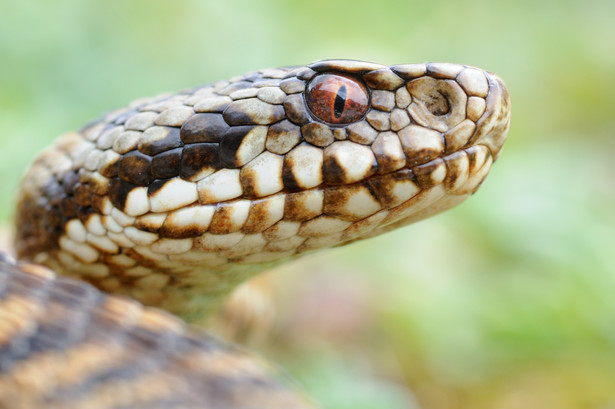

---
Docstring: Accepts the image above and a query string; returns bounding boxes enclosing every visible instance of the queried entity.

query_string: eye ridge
[333,85,347,119]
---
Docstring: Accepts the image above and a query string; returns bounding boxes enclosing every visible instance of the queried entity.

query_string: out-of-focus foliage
[1,1,614,408]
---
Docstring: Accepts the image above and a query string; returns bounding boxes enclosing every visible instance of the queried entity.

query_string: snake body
[3,60,510,408]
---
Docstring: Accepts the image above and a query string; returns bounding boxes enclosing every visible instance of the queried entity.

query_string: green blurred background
[1,1,614,408]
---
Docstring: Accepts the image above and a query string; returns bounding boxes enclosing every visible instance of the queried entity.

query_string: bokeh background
[1,1,614,408]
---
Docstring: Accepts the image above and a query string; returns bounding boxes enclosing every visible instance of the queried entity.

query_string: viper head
[15,59,510,319]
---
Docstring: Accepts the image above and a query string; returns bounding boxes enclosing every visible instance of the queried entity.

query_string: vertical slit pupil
[333,85,347,119]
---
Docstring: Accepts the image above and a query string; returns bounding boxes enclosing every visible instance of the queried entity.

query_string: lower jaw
[335,143,494,243]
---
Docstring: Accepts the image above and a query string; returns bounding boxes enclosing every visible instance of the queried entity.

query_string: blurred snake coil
[1,60,510,409]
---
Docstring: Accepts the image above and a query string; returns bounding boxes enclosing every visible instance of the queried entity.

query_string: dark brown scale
[159,219,206,239]
[46,208,63,229]
[151,148,182,180]
[219,126,255,168]
[240,155,282,198]
[414,159,444,188]
[138,127,183,156]
[209,204,240,234]
[366,169,418,206]
[90,195,108,215]
[284,191,321,222]
[372,140,407,175]
[99,157,120,178]
[241,198,275,233]
[465,145,481,170]
[14,213,61,263]
[281,158,303,192]
[135,218,162,234]
[322,148,376,186]
[322,183,378,220]
[76,206,95,223]
[306,74,369,125]
[223,101,285,126]
[180,113,229,144]
[147,179,169,196]
[119,151,153,186]
[180,143,220,180]
[73,184,93,207]
[59,197,77,219]
[443,151,467,189]
[109,178,138,210]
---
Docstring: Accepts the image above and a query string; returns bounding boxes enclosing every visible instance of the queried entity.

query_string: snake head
[15,59,510,318]
[271,59,511,239]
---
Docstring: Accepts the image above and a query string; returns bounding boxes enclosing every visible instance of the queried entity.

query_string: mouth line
[363,143,492,192]
[243,143,493,205]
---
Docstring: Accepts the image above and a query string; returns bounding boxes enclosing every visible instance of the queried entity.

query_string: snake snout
[471,72,511,161]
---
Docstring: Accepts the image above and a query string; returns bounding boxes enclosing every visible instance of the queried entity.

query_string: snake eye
[306,74,369,125]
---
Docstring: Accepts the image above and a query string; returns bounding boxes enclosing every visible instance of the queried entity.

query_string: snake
[1,59,510,408]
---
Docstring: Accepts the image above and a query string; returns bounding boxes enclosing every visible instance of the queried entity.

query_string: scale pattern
[7,59,510,407]
[15,60,510,321]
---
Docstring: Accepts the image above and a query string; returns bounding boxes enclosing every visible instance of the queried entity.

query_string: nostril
[406,77,468,133]
[423,90,450,116]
